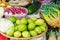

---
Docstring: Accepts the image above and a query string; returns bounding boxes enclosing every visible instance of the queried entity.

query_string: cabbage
[0,18,14,33]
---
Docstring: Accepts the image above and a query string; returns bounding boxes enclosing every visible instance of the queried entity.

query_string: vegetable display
[41,3,60,28]
[4,6,28,19]
[1,0,60,40]
[1,16,47,38]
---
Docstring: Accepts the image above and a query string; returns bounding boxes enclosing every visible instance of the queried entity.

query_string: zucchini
[28,2,40,14]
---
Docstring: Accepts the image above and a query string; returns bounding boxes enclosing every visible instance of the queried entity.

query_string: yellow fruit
[57,36,60,40]
[48,36,56,40]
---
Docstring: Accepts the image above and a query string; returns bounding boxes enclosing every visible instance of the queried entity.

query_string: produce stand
[0,0,60,40]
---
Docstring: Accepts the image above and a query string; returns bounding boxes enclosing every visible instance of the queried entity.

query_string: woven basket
[1,27,47,40]
[9,0,32,6]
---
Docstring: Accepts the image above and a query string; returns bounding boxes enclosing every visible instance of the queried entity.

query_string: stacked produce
[0,0,48,40]
[0,16,47,38]
[4,6,28,19]
[41,3,60,28]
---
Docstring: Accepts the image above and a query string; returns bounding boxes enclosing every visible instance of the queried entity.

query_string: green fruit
[14,31,21,38]
[42,23,47,27]
[18,25,27,31]
[28,23,35,30]
[30,16,37,21]
[16,19,20,25]
[34,27,42,34]
[35,19,44,25]
[6,26,14,36]
[49,30,56,36]
[28,19,34,23]
[14,26,18,31]
[14,23,17,26]
[40,25,46,32]
[22,31,30,38]
[9,16,17,23]
[30,30,37,37]
[20,18,27,24]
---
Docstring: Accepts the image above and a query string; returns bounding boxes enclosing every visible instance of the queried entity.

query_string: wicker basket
[9,0,32,6]
[0,27,47,40]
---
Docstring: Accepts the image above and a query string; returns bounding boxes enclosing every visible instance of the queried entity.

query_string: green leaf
[49,30,56,36]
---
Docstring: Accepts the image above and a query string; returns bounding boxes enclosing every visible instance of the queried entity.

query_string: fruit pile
[3,16,47,38]
[4,6,28,19]
[0,0,48,39]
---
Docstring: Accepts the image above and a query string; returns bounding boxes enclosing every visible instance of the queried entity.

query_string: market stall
[0,0,60,40]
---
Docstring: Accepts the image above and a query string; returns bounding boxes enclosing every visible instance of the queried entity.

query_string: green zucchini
[28,2,40,14]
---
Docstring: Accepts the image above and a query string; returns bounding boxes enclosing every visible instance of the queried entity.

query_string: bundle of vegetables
[41,3,60,28]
